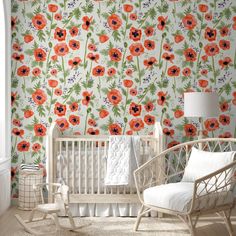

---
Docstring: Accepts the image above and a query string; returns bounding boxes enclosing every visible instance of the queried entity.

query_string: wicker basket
[18,169,43,210]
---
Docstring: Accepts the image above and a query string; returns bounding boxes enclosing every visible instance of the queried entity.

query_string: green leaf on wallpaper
[101,124,108,131]
[112,31,121,42]
[233,6,236,13]
[26,13,34,19]
[224,83,232,95]
[121,88,127,96]
[121,13,127,21]
[25,49,34,56]
[26,88,34,95]
[46,88,52,96]
[150,83,156,95]
[82,3,94,13]
[46,13,52,21]
[11,3,18,13]
[101,13,109,20]
[176,124,183,131]
[175,49,183,56]
[37,106,45,117]
[176,13,184,19]
[101,88,109,94]
[11,154,18,164]
[187,30,195,42]
[25,124,34,131]
[37,30,46,42]
[33,6,41,15]
[12,79,18,89]
[224,8,232,20]
[112,106,120,117]
[33,156,41,164]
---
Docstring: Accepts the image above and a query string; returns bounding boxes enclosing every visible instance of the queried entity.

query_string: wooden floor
[1,206,236,236]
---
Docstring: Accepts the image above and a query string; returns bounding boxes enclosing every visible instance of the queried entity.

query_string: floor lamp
[184,92,219,139]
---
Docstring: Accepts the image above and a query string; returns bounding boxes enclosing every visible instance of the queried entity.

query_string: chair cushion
[182,147,235,184]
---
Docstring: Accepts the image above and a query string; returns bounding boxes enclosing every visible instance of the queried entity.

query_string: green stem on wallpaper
[47,88,54,116]
[83,34,89,69]
[23,78,26,98]
[12,61,17,78]
[84,108,90,135]
[123,87,129,115]
[64,0,67,11]
[123,12,129,40]
[45,47,52,75]
[62,56,66,85]
[48,12,54,40]
[234,48,236,69]
[12,136,18,154]
[120,45,127,79]
[195,44,202,84]
[213,13,224,28]
[139,0,141,11]
[158,33,165,69]
[198,13,204,40]
[212,56,216,87]
[86,61,93,88]
[161,61,168,86]
[212,131,214,138]
[173,77,177,98]
[137,56,141,86]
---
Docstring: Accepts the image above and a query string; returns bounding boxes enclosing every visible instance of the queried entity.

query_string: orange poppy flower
[205,13,212,21]
[129,43,144,56]
[143,57,157,68]
[107,14,122,30]
[48,79,58,88]
[69,26,78,37]
[82,16,93,31]
[12,52,23,61]
[126,130,133,135]
[157,16,167,31]
[82,91,92,106]
[34,124,47,137]
[130,13,137,20]
[198,79,208,88]
[129,102,142,117]
[54,102,66,117]
[99,34,109,43]
[68,57,82,68]
[157,91,167,106]
[17,141,30,152]
[167,141,180,149]
[163,128,174,137]
[174,109,184,118]
[220,26,229,37]
[92,65,105,76]
[182,67,191,77]
[54,43,69,56]
[162,52,174,63]
[163,118,172,127]
[123,79,133,88]
[54,27,66,41]
[123,4,133,13]
[144,101,154,112]
[167,65,180,76]
[218,57,232,69]
[219,39,230,50]
[198,4,208,12]
[17,65,30,77]
[107,89,122,105]
[129,27,142,41]
[12,128,24,138]
[107,68,116,77]
[32,89,47,105]
[204,118,219,131]
[32,14,47,30]
[184,124,197,137]
[87,53,99,63]
[108,124,122,135]
[32,68,41,77]
[126,69,133,76]
[130,88,137,96]
[109,48,122,62]
[182,14,197,30]
[32,143,41,152]
[163,43,171,51]
[34,48,46,61]
[56,118,69,131]
[144,115,155,125]
[87,128,100,135]
[219,132,232,139]
[183,48,197,62]
[204,27,216,41]
[204,43,219,56]
[24,34,34,43]
[69,102,78,112]
[220,101,229,112]
[219,114,230,126]
[144,39,155,50]
[88,118,96,127]
[99,109,109,118]
[48,4,58,13]
[145,26,154,37]
[11,16,17,30]
[69,115,80,126]
[69,39,80,50]
[13,119,21,127]
[129,118,144,132]
[88,44,97,51]
[24,110,34,118]
[174,34,184,43]
[54,13,62,21]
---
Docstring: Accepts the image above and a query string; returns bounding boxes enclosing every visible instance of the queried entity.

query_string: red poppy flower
[99,34,109,43]
[32,14,47,30]
[201,69,208,76]
[204,118,219,131]
[88,118,96,127]
[107,14,122,30]
[219,57,232,69]
[32,68,41,77]
[68,57,82,68]
[163,118,172,127]
[144,101,154,112]
[13,43,21,51]
[198,4,208,12]
[123,4,133,13]
[123,79,133,88]
[107,89,122,105]
[183,48,197,62]
[219,26,229,37]
[12,53,24,62]
[54,27,66,41]
[144,39,155,50]
[69,102,78,112]
[109,48,122,62]
[220,101,229,112]
[51,55,58,61]
[205,13,212,21]
[204,43,219,56]
[130,88,137,96]
[174,34,184,43]
[34,48,47,61]
[56,118,69,131]
[162,53,174,63]
[69,115,80,126]
[99,109,109,118]
[92,65,105,76]
[167,141,180,149]
[126,55,133,61]
[184,124,197,137]
[54,43,69,56]
[87,53,99,63]
[48,79,58,88]
[219,39,230,50]
[174,109,184,118]
[145,26,154,37]
[198,79,208,88]
[69,26,79,37]
[13,119,21,127]
[34,124,47,137]
[130,13,137,20]
[17,141,30,152]
[126,69,133,76]
[88,44,97,51]
[54,13,62,21]
[144,115,155,125]
[48,4,58,13]
[129,43,144,56]
[126,130,133,135]
[17,65,30,77]
[12,128,24,138]
[144,57,157,68]
[129,27,142,41]
[54,102,66,117]
[107,68,116,77]
[163,43,171,51]
[108,123,122,135]
[24,34,34,43]
[182,14,197,30]
[129,102,142,117]
[69,39,80,50]
[129,118,144,132]
[219,132,232,139]
[11,16,17,30]
[87,128,100,135]
[163,128,175,137]
[32,143,41,152]
[32,89,47,105]
[157,16,167,31]
[24,110,34,118]
[157,91,167,106]
[182,67,191,77]
[82,16,93,31]
[82,91,92,106]
[204,27,216,41]
[11,92,17,106]
[219,114,230,126]
[167,65,180,76]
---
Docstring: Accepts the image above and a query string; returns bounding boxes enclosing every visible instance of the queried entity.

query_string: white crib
[46,122,163,216]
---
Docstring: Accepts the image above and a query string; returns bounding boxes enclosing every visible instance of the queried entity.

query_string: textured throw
[105,136,140,186]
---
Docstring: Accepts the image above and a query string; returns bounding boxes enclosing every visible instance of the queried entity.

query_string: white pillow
[182,147,235,184]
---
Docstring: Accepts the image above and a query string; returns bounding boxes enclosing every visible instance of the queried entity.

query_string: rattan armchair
[134,138,236,236]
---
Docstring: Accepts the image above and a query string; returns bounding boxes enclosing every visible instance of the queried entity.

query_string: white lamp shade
[184,92,219,118]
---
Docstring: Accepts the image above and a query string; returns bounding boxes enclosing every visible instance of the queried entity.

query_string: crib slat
[66,141,69,186]
[78,141,81,194]
[85,141,88,194]
[91,141,94,194]
[72,141,75,193]
[104,141,107,195]
[98,142,100,194]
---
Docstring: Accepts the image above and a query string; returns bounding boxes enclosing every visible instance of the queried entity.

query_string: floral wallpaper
[11,0,236,196]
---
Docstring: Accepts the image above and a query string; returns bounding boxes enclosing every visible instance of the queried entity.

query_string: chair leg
[67,208,76,230]
[222,210,234,236]
[134,204,145,231]
[179,215,197,236]
[50,213,61,231]
[28,208,36,222]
